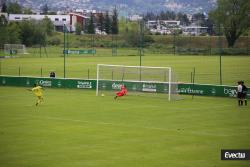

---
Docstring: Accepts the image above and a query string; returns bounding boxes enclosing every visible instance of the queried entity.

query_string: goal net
[96,64,180,101]
[4,44,28,55]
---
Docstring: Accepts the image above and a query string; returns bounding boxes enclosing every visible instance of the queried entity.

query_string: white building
[147,20,180,29]
[147,20,181,35]
[129,15,142,21]
[8,14,70,32]
[182,26,208,36]
[0,12,8,18]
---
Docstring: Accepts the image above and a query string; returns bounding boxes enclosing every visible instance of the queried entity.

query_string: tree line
[0,1,119,49]
[0,0,249,48]
[0,15,54,49]
[76,8,119,35]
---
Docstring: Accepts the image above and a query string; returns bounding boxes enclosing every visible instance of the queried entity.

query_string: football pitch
[1,54,250,85]
[0,86,249,167]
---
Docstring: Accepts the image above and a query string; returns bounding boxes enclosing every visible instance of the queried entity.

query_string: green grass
[0,86,249,167]
[1,49,250,85]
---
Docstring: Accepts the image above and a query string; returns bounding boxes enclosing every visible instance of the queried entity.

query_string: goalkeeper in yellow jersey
[28,84,44,106]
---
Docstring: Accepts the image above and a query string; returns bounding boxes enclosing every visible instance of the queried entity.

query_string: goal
[4,44,28,55]
[96,64,180,101]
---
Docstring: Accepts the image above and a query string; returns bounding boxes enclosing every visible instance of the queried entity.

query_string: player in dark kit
[241,81,247,106]
[237,81,243,106]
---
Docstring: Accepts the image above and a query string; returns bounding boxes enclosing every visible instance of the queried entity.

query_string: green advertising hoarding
[97,80,244,98]
[0,76,96,89]
[63,49,96,54]
[178,83,239,98]
[0,75,249,99]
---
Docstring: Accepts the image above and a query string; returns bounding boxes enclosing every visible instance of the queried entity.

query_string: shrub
[48,37,61,45]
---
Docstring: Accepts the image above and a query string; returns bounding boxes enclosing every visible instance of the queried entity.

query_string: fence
[58,34,250,56]
[1,35,249,57]
[0,75,249,99]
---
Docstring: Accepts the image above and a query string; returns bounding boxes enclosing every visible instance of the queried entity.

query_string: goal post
[4,44,28,55]
[96,64,179,101]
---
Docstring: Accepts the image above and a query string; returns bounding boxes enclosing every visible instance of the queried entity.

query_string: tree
[176,13,190,26]
[42,4,49,14]
[7,22,20,44]
[19,20,35,46]
[0,15,8,49]
[97,13,105,32]
[121,21,140,47]
[23,8,33,14]
[192,13,206,26]
[87,13,95,34]
[1,1,7,13]
[75,22,82,35]
[42,16,54,35]
[7,1,22,14]
[104,11,111,34]
[33,22,46,46]
[111,7,119,34]
[0,14,8,26]
[209,0,250,47]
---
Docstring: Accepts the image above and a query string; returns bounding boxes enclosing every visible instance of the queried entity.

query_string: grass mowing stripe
[7,114,239,137]
[1,87,249,167]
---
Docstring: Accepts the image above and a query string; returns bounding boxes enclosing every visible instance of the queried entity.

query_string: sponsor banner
[38,79,52,87]
[221,149,250,160]
[77,81,92,89]
[63,49,96,54]
[0,76,249,99]
[177,83,246,98]
[178,86,204,95]
[112,82,123,90]
[142,83,157,92]
[0,76,96,89]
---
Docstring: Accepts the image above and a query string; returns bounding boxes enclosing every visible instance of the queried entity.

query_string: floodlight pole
[63,24,66,78]
[0,60,1,75]
[96,64,100,96]
[139,20,144,81]
[218,24,222,85]
[139,20,144,66]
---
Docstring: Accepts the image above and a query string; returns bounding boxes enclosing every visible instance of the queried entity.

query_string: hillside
[10,0,217,14]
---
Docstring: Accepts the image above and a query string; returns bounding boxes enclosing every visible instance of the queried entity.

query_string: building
[182,26,208,36]
[129,15,142,21]
[147,20,181,35]
[8,14,70,32]
[69,13,89,32]
[147,20,180,29]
